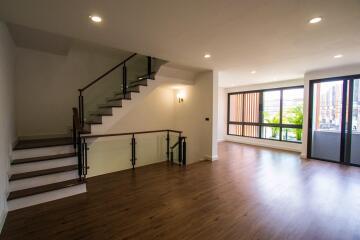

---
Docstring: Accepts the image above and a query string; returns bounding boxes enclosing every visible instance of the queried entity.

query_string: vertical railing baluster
[131,134,136,169]
[123,64,127,97]
[147,56,152,79]
[77,133,83,180]
[182,137,186,166]
[171,149,174,163]
[166,130,170,161]
[78,91,84,127]
[82,138,88,177]
[78,91,82,126]
[178,134,182,165]
[72,117,76,149]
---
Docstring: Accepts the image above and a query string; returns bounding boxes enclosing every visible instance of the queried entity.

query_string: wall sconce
[176,90,185,103]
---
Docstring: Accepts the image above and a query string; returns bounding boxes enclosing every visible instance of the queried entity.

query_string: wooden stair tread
[129,79,148,87]
[99,105,121,109]
[129,82,147,87]
[12,153,76,165]
[112,93,131,99]
[107,96,126,102]
[80,129,91,134]
[14,137,73,150]
[7,179,85,200]
[10,165,78,181]
[80,124,91,134]
[90,113,112,116]
[85,121,102,125]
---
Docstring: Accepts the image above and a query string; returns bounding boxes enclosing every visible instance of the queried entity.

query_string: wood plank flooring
[2,141,360,239]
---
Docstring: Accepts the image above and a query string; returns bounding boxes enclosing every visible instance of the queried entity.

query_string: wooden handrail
[82,129,182,139]
[79,53,137,92]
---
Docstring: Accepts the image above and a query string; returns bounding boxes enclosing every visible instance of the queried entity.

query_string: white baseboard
[217,139,225,142]
[225,136,302,153]
[204,155,218,161]
[0,209,7,234]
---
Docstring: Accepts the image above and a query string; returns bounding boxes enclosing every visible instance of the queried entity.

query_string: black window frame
[307,74,360,167]
[227,85,304,143]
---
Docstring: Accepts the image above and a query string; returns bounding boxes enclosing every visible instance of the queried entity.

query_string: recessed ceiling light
[309,17,322,24]
[334,54,343,59]
[89,15,102,23]
[204,54,211,59]
[251,70,256,74]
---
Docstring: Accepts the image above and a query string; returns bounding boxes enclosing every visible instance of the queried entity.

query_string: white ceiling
[0,0,359,87]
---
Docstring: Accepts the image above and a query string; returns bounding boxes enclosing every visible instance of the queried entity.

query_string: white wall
[0,22,16,233]
[301,64,360,158]
[174,71,215,162]
[15,44,129,138]
[217,87,227,142]
[86,70,216,177]
[87,86,175,177]
[223,79,304,152]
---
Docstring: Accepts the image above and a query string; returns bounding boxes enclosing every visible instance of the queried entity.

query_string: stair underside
[10,165,78,181]
[7,179,85,200]
[12,152,76,165]
[14,137,73,150]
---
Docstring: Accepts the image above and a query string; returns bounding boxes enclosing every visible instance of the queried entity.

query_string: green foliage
[263,112,280,138]
[285,105,303,140]
[263,105,303,140]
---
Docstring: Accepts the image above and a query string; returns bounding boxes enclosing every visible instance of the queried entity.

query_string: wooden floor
[2,142,360,240]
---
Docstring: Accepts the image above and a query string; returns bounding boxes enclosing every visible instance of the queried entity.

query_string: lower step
[10,156,77,174]
[7,179,86,211]
[9,169,79,191]
[12,145,74,159]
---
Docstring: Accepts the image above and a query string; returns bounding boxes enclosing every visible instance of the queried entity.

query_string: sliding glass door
[308,75,360,166]
[349,78,360,165]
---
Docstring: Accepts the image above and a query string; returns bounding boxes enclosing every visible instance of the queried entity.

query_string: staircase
[7,53,166,211]
[7,137,86,211]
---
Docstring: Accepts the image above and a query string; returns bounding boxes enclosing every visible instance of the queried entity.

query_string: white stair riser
[12,145,74,159]
[10,157,77,174]
[10,170,79,191]
[7,184,87,211]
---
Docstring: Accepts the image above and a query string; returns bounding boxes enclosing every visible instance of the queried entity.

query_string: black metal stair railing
[72,112,187,180]
[71,53,168,179]
[72,107,87,181]
[77,53,159,128]
[81,129,187,177]
[170,136,187,165]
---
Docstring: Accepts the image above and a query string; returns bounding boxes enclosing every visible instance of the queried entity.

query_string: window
[228,86,304,143]
[312,81,343,131]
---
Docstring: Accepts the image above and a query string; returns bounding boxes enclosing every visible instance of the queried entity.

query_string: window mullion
[279,89,283,141]
[259,91,263,138]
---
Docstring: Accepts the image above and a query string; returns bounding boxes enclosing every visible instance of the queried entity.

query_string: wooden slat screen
[243,92,259,137]
[229,94,243,135]
[229,94,243,122]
